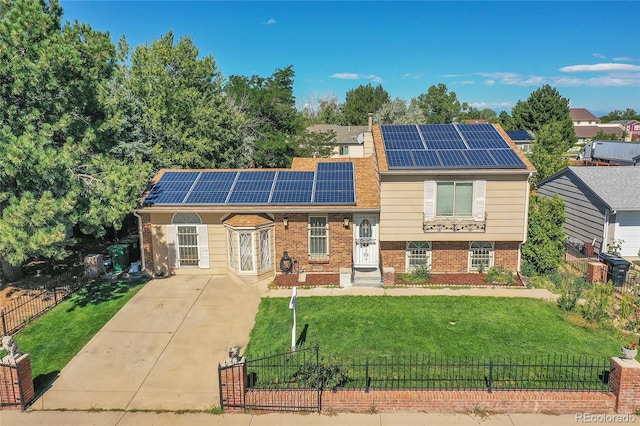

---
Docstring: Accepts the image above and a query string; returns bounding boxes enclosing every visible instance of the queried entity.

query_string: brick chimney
[368,113,373,131]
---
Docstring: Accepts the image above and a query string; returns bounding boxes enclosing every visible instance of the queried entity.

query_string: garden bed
[394,272,525,287]
[274,273,340,287]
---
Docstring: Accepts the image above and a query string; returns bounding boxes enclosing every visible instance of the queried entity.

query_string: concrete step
[353,268,382,287]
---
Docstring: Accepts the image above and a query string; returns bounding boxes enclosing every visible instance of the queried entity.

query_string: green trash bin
[121,235,140,263]
[107,244,130,272]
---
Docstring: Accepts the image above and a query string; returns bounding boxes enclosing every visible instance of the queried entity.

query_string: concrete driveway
[32,275,264,411]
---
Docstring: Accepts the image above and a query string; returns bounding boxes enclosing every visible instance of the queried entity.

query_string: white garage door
[615,211,640,257]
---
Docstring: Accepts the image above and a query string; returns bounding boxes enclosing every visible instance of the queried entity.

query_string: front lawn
[246,296,623,359]
[8,277,148,394]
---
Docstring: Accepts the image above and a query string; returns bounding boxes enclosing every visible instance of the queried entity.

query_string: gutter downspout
[133,210,145,272]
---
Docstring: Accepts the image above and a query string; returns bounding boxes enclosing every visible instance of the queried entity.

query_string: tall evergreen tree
[511,85,575,151]
[0,0,150,273]
[341,83,389,126]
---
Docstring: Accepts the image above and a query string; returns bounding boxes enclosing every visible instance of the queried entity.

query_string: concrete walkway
[265,285,559,301]
[31,275,263,412]
[1,409,636,425]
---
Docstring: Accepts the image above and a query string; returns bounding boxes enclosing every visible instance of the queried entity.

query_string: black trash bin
[598,252,632,288]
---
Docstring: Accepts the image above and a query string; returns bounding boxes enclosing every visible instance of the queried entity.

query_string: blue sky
[60,1,640,117]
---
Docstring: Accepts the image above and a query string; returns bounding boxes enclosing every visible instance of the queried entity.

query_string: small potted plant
[622,341,638,361]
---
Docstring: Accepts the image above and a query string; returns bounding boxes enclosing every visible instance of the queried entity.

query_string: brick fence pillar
[587,262,607,283]
[219,362,246,411]
[382,266,395,286]
[0,354,34,410]
[138,213,155,274]
[609,356,640,413]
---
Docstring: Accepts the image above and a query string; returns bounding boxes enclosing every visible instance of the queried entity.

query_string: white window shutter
[424,180,435,220]
[474,180,486,221]
[197,224,210,269]
[167,224,178,268]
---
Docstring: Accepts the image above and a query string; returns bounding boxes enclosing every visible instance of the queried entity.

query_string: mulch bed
[275,272,524,288]
[274,273,340,287]
[394,272,525,287]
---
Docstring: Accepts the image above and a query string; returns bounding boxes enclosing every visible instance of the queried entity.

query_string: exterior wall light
[343,217,350,228]
[283,216,288,227]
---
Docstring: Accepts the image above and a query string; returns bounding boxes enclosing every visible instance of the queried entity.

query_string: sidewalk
[3,410,635,426]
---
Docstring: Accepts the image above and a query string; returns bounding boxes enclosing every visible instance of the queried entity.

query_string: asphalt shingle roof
[568,166,640,211]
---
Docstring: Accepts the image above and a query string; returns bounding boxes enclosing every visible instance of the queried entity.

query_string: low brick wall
[322,389,615,414]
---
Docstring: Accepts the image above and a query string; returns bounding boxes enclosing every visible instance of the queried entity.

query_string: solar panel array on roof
[506,130,534,141]
[382,123,526,169]
[143,162,356,206]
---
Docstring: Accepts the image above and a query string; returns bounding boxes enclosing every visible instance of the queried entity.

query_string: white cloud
[265,18,276,25]
[477,72,544,86]
[330,73,383,82]
[468,101,513,110]
[331,73,360,80]
[592,53,605,59]
[459,80,475,85]
[614,57,637,62]
[560,63,640,72]
[484,80,495,86]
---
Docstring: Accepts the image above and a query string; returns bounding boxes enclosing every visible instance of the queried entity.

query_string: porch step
[352,268,382,287]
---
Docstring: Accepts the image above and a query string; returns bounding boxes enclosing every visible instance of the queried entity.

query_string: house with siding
[135,120,534,284]
[537,167,640,257]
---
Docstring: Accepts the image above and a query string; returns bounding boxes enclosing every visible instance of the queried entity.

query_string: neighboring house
[537,167,640,257]
[570,108,625,142]
[610,120,640,141]
[506,130,535,153]
[580,140,640,165]
[136,121,534,284]
[306,124,369,157]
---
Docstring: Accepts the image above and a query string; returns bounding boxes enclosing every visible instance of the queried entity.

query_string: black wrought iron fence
[1,270,89,336]
[243,347,610,393]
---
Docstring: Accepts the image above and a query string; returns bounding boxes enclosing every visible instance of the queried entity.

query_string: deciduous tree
[521,193,566,275]
[374,98,424,124]
[416,84,462,124]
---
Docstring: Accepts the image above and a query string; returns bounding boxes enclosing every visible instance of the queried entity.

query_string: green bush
[397,263,432,284]
[557,276,586,311]
[483,266,516,285]
[582,281,614,323]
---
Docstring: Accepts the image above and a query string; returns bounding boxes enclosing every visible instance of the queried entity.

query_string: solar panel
[184,191,229,204]
[228,191,272,204]
[464,150,498,167]
[275,171,315,181]
[271,190,313,204]
[381,125,425,150]
[236,170,277,181]
[191,179,235,192]
[158,171,200,182]
[198,171,238,182]
[232,180,274,192]
[152,180,195,192]
[315,180,353,191]
[489,149,526,167]
[418,124,467,149]
[149,191,189,204]
[437,150,469,167]
[412,150,441,167]
[314,190,355,204]
[386,150,415,168]
[506,130,533,141]
[317,162,353,172]
[273,179,314,192]
[458,124,510,149]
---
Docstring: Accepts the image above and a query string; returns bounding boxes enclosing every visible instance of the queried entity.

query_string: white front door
[354,216,378,267]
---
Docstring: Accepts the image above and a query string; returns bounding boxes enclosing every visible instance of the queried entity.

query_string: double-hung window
[407,241,431,270]
[309,216,328,259]
[469,241,494,271]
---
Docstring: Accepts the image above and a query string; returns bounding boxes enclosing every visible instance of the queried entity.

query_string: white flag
[289,286,297,310]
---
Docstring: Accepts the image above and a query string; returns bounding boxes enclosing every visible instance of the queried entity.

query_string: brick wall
[380,241,405,272]
[432,241,469,272]
[494,241,519,271]
[587,262,608,283]
[321,389,615,414]
[609,357,640,414]
[139,213,155,273]
[274,213,352,273]
[0,354,34,410]
[219,363,246,412]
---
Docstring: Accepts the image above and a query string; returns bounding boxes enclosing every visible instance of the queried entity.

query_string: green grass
[246,296,623,359]
[11,277,148,394]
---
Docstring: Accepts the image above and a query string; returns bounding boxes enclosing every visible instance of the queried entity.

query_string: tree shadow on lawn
[66,276,147,311]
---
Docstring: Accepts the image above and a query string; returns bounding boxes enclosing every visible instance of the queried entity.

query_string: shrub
[291,357,349,390]
[557,276,586,311]
[582,281,614,323]
[397,263,432,284]
[483,266,516,285]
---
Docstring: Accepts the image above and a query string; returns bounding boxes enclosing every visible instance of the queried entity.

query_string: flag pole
[289,286,297,352]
